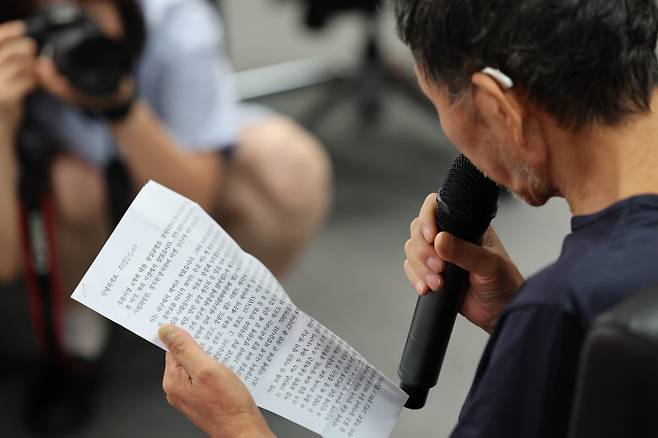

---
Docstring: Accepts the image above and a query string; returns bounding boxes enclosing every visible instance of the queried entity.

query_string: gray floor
[0,80,572,437]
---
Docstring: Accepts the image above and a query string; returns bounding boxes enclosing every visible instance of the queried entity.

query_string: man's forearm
[0,130,20,280]
[111,102,224,213]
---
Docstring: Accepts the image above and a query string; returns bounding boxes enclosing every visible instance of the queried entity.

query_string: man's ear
[470,72,525,147]
[471,72,550,173]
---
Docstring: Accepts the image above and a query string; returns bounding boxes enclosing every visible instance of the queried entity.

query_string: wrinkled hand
[159,325,275,438]
[403,194,525,333]
[0,21,38,134]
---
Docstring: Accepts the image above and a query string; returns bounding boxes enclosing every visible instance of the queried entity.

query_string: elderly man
[157,0,658,437]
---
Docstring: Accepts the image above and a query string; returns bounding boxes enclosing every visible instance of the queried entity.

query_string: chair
[229,0,434,126]
[296,0,434,128]
[568,286,658,438]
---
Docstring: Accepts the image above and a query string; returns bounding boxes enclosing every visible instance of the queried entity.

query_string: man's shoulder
[566,228,658,320]
[510,227,658,323]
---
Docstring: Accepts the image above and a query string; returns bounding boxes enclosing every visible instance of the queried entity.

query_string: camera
[25,5,134,98]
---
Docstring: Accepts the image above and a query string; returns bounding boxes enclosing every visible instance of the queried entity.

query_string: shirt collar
[571,194,658,232]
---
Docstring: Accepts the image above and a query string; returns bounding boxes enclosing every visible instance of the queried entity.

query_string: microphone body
[398,155,499,410]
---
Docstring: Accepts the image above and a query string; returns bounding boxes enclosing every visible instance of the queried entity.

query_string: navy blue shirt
[452,195,658,438]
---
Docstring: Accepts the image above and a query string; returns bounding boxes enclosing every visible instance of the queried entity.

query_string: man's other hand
[403,193,525,333]
[159,325,275,438]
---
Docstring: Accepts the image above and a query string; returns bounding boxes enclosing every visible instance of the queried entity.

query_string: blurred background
[0,0,572,436]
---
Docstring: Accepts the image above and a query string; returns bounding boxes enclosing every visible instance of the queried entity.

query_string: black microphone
[398,154,499,409]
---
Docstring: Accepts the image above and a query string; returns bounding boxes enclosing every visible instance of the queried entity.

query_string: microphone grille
[437,155,499,242]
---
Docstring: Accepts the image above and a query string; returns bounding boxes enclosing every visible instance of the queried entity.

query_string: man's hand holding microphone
[153,166,529,431]
[403,193,525,334]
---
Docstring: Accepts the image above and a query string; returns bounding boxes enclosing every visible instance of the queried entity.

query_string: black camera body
[25,5,134,98]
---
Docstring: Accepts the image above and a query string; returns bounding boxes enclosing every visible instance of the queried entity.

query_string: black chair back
[569,286,658,438]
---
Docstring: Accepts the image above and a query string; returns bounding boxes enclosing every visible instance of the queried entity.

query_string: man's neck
[554,90,658,216]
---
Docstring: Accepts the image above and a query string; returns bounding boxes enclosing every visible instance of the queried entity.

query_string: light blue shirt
[29,0,259,166]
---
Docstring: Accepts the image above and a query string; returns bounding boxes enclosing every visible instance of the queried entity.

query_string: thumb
[0,21,26,40]
[435,232,497,275]
[159,325,210,378]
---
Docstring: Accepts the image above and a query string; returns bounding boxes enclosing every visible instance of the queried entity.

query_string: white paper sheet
[72,181,408,437]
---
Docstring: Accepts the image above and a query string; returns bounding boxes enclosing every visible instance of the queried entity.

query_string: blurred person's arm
[36,59,225,215]
[0,21,37,281]
[158,325,275,438]
[110,0,238,215]
[111,101,224,214]
[37,0,233,215]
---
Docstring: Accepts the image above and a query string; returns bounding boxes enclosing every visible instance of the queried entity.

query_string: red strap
[19,195,67,360]
[43,195,66,353]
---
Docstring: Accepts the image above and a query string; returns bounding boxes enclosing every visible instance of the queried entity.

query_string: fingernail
[159,325,175,343]
[427,257,441,272]
[425,274,441,291]
[422,226,433,243]
[415,282,425,295]
[435,232,447,250]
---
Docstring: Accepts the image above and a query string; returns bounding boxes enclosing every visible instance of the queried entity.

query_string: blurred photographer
[0,0,331,433]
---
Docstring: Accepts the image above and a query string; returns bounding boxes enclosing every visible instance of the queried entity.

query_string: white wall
[221,0,413,72]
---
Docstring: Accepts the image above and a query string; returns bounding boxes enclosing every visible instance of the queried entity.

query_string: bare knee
[240,116,333,220]
[51,154,107,229]
[275,120,332,218]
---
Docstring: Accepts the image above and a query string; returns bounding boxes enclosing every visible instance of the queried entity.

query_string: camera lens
[26,5,133,98]
[57,37,126,97]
